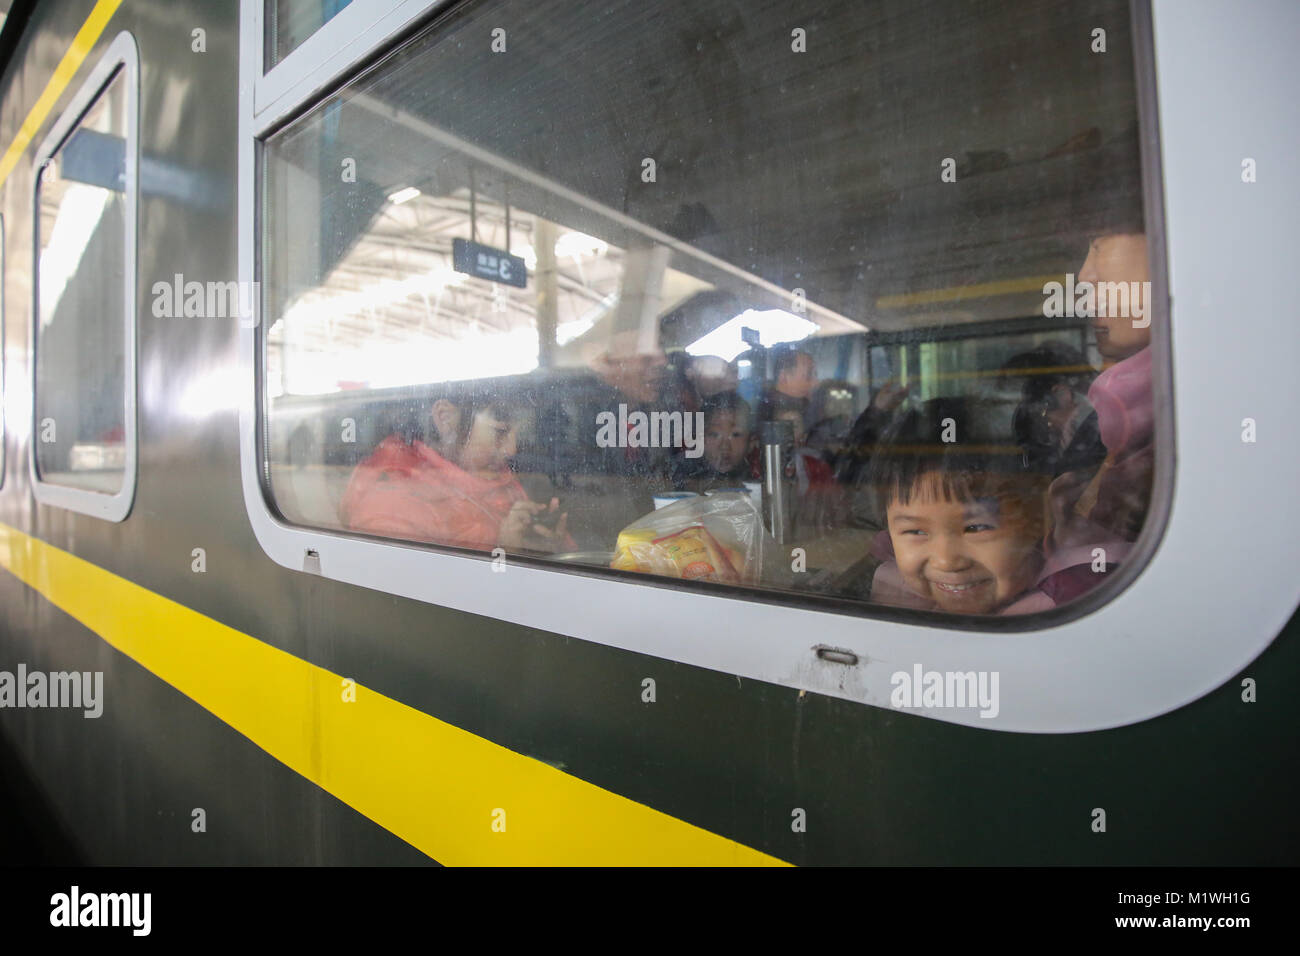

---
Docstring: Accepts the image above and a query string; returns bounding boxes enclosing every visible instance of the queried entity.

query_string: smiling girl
[865,400,1054,616]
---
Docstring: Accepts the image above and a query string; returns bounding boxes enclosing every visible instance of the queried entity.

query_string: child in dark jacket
[672,391,758,489]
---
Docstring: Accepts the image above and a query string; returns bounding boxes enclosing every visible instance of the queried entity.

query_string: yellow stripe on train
[0,522,786,865]
[0,0,125,189]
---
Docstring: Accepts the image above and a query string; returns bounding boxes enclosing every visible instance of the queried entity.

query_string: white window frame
[1,212,6,489]
[30,31,139,523]
[254,0,450,121]
[236,0,1300,733]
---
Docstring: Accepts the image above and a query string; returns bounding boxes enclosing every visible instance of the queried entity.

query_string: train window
[257,0,1160,623]
[31,33,138,522]
[264,0,355,70]
[1,213,5,489]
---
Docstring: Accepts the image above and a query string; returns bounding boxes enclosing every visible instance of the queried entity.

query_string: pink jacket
[866,532,1055,616]
[1042,346,1154,584]
[870,559,1056,615]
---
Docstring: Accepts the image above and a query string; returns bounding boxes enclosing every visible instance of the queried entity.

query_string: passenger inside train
[683,355,739,409]
[671,391,756,490]
[756,347,818,438]
[1040,229,1154,604]
[257,0,1158,618]
[338,387,572,554]
[865,398,1055,616]
[1003,342,1104,479]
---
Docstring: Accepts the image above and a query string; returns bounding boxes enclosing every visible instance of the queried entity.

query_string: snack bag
[611,528,657,572]
[653,525,739,583]
[609,491,765,584]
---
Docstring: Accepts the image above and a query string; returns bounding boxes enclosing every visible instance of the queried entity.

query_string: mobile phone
[532,505,564,531]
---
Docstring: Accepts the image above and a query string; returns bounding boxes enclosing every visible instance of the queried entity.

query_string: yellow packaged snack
[614,528,658,553]
[651,525,739,583]
[610,528,658,572]
[608,493,764,584]
[610,549,642,572]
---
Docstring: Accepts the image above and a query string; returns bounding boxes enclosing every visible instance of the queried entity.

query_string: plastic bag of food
[610,492,765,585]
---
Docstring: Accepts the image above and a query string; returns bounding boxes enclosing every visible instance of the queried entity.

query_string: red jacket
[340,436,527,551]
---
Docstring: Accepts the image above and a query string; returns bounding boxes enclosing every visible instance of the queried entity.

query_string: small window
[258,0,1159,622]
[31,33,138,521]
[1,213,6,489]
[265,0,355,70]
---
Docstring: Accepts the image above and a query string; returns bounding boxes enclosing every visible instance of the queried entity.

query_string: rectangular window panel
[265,0,355,70]
[260,0,1156,619]
[1,213,6,487]
[35,67,130,497]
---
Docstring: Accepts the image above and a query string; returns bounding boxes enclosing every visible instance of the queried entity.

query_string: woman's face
[1079,233,1151,361]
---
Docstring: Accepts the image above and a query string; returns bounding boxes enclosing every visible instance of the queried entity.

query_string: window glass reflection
[35,69,128,495]
[261,0,1154,618]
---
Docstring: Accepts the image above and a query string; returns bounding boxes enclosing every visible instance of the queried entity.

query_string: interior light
[387,186,421,204]
[685,309,818,362]
[554,230,608,259]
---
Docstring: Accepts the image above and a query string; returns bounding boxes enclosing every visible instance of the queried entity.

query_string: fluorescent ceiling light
[387,186,421,204]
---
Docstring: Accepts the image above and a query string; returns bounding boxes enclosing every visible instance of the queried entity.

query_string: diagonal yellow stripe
[876,275,1064,309]
[0,0,124,189]
[0,0,775,864]
[0,522,787,865]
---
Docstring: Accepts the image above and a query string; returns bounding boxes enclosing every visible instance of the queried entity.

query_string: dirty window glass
[265,0,355,70]
[1,213,5,487]
[260,0,1156,619]
[34,68,129,495]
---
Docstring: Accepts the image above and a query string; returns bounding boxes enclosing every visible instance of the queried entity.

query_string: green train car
[0,0,1297,867]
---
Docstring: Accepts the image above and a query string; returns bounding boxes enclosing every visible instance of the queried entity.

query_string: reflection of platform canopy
[271,190,639,351]
[264,0,1140,394]
[265,186,727,391]
[265,104,865,393]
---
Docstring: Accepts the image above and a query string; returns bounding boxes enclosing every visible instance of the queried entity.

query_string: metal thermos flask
[760,420,795,544]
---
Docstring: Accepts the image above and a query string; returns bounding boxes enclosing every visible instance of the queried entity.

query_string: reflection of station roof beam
[348,92,866,336]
